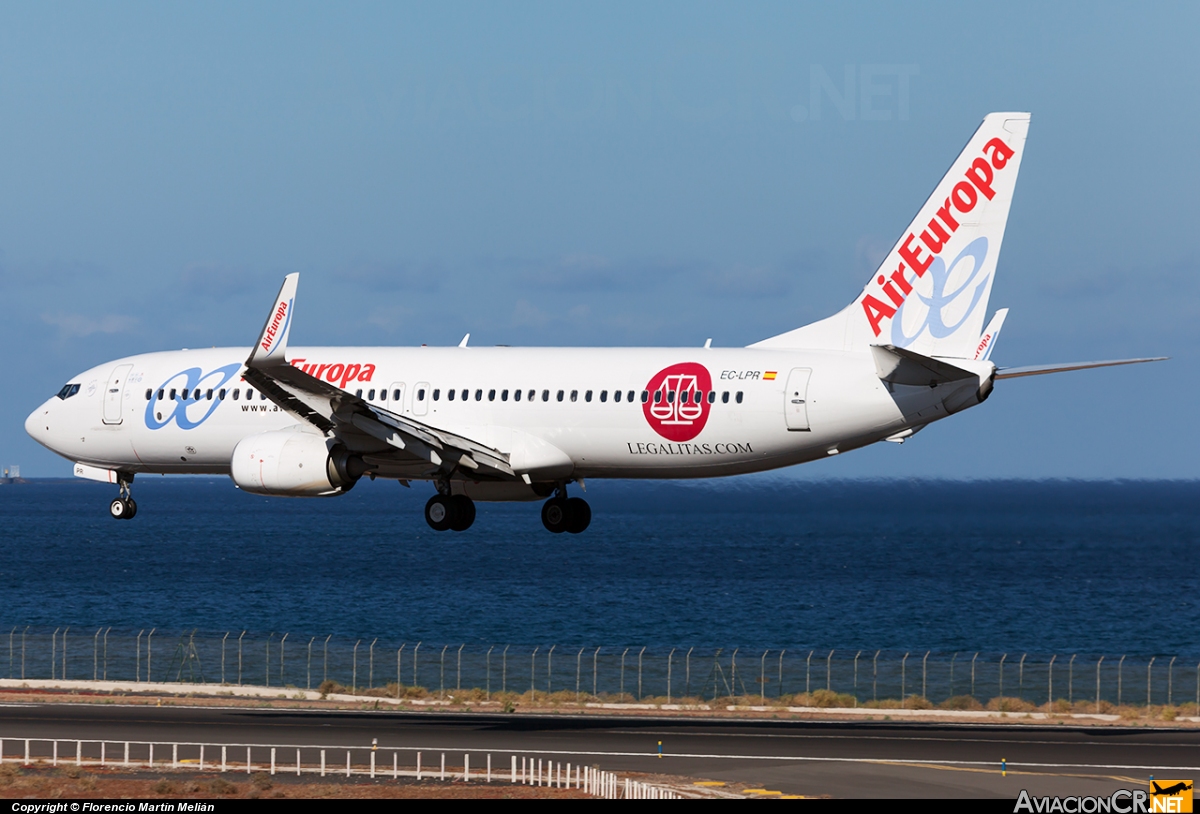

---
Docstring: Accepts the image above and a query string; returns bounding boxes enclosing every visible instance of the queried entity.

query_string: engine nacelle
[230,428,363,497]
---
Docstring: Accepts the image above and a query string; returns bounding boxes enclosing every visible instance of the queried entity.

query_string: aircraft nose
[25,402,51,448]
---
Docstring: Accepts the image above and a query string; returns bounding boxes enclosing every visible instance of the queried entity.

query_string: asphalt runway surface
[1,703,1197,798]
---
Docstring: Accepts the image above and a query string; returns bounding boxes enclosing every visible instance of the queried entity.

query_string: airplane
[24,112,1165,533]
[1151,782,1193,797]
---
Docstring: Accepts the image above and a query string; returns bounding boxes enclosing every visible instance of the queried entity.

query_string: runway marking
[610,729,1200,750]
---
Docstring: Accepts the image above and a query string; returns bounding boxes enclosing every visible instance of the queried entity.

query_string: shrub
[941,695,984,711]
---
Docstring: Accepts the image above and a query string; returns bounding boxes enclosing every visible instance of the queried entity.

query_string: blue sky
[2,2,1196,478]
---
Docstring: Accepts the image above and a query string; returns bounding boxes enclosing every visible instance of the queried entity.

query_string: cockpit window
[56,383,81,400]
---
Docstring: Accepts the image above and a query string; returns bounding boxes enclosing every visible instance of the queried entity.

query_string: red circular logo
[643,362,713,442]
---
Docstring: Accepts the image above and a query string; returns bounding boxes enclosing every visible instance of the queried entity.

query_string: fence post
[486,645,492,699]
[93,628,100,680]
[731,649,739,699]
[1068,654,1077,704]
[238,631,245,686]
[280,633,288,687]
[1048,654,1057,707]
[413,642,421,689]
[8,626,13,679]
[901,652,909,705]
[530,647,538,696]
[1147,657,1155,710]
[369,638,377,689]
[549,645,557,695]
[686,647,693,698]
[922,651,930,701]
[397,645,406,698]
[1019,653,1026,697]
[806,651,812,695]
[21,627,28,681]
[136,630,143,683]
[1117,655,1125,706]
[1096,656,1104,713]
[500,644,506,694]
[593,647,600,697]
[873,650,879,702]
[266,633,276,687]
[307,637,313,690]
[971,652,978,699]
[52,628,59,680]
[324,635,331,684]
[620,648,628,698]
[104,627,110,680]
[853,651,860,705]
[637,647,644,700]
[147,628,155,683]
[760,650,768,704]
[999,653,1007,699]
[62,627,68,680]
[441,645,449,698]
[458,644,465,691]
[221,633,229,685]
[578,647,586,703]
[826,650,834,693]
[779,649,787,699]
[352,639,360,693]
[949,652,957,696]
[1167,656,1176,706]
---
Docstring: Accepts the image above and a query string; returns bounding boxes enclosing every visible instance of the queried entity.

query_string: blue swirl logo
[145,363,242,430]
[891,237,990,348]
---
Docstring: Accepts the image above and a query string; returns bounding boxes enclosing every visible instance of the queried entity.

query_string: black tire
[109,498,129,520]
[449,495,476,531]
[564,497,591,534]
[424,495,453,532]
[541,497,568,533]
[125,498,138,519]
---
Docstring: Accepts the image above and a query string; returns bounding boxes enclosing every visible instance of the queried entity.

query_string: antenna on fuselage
[459,333,470,348]
[703,338,712,349]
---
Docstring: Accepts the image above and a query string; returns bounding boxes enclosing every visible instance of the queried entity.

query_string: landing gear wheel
[425,495,454,532]
[124,498,138,519]
[541,497,568,533]
[564,497,591,534]
[448,495,476,532]
[109,498,132,520]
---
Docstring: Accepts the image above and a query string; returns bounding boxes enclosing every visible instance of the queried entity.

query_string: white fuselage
[25,345,993,487]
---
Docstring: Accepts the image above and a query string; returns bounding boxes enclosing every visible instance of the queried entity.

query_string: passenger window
[233,389,240,400]
[514,389,521,402]
[157,389,165,400]
[736,391,743,403]
[144,389,152,401]
[356,389,363,398]
[417,388,426,401]
[261,391,267,400]
[653,390,662,404]
[542,390,549,402]
[501,389,509,401]
[666,391,675,403]
[460,389,467,401]
[380,390,387,401]
[488,389,496,401]
[181,388,189,400]
[556,390,564,402]
[395,389,403,401]
[640,391,648,403]
[433,389,440,401]
[585,390,593,402]
[170,389,177,400]
[570,390,578,402]
[708,391,716,404]
[722,391,729,403]
[448,389,455,401]
[219,389,226,400]
[599,390,607,403]
[475,389,483,401]
[528,389,536,401]
[206,389,213,400]
[245,389,254,399]
[368,389,376,400]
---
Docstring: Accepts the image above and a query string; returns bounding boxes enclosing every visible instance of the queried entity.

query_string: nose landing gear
[109,476,137,520]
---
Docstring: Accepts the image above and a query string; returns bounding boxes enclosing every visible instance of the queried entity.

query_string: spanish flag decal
[763,371,777,381]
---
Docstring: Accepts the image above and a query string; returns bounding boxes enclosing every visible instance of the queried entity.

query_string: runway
[1,703,1197,798]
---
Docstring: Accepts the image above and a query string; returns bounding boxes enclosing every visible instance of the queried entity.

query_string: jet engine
[230,428,365,496]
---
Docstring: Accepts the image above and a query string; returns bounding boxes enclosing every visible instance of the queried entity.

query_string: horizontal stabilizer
[871,344,977,387]
[995,357,1167,379]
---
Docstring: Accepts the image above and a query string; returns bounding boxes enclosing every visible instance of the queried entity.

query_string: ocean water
[0,477,1196,656]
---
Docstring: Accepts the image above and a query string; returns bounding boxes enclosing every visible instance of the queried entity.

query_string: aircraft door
[102,364,134,425]
[784,368,811,431]
[386,382,405,412]
[413,381,430,416]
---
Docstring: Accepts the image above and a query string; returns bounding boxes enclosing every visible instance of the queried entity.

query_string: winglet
[974,308,1008,361]
[247,273,299,367]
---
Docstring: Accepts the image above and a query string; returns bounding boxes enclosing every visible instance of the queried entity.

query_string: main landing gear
[424,494,476,532]
[109,476,137,520]
[541,492,590,534]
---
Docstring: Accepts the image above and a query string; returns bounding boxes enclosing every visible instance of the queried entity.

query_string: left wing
[241,274,514,479]
[995,357,1167,379]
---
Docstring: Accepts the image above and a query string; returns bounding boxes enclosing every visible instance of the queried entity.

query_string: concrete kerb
[3,679,1198,724]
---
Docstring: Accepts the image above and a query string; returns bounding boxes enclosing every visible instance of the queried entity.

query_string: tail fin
[752,112,1030,358]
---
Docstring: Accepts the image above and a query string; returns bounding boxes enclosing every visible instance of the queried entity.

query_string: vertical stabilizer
[752,113,1030,358]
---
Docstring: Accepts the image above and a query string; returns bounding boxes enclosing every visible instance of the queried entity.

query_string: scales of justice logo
[642,362,713,442]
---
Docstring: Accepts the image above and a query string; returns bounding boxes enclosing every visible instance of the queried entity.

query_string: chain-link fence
[4,626,1198,711]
